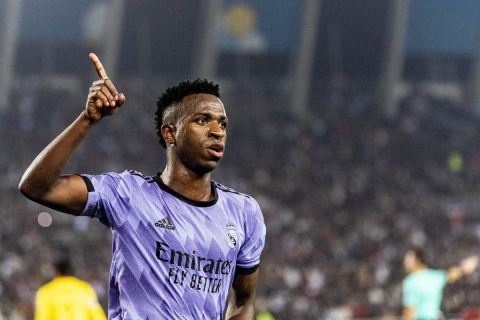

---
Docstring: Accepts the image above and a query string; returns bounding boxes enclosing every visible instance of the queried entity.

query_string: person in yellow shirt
[35,257,107,320]
[256,310,275,320]
[256,297,275,320]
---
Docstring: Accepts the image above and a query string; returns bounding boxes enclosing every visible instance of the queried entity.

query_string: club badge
[225,223,239,248]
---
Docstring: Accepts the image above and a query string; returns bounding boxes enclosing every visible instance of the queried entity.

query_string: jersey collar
[154,174,218,207]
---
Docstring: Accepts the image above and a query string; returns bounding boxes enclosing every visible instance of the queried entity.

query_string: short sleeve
[236,199,266,274]
[402,278,417,307]
[437,269,448,288]
[79,172,132,229]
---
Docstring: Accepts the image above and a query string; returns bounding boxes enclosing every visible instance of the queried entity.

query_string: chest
[123,193,246,262]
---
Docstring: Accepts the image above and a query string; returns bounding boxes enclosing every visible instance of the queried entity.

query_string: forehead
[181,93,226,116]
[405,251,415,259]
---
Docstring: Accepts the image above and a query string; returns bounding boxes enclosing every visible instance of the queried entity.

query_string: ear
[161,123,176,146]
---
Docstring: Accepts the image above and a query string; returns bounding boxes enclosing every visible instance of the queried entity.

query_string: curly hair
[155,79,220,148]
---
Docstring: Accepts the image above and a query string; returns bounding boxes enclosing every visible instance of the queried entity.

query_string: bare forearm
[226,290,255,320]
[226,304,254,320]
[226,271,259,320]
[19,111,93,199]
[447,266,463,283]
[227,311,254,319]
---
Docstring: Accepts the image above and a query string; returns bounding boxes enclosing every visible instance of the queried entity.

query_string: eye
[220,121,228,129]
[197,117,207,125]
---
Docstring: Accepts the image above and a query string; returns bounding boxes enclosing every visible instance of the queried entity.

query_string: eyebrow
[192,112,228,121]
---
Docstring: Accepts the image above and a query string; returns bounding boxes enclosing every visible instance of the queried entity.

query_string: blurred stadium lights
[192,0,222,80]
[0,0,22,111]
[469,20,480,114]
[4,1,480,90]
[6,0,480,118]
[37,212,53,228]
[291,0,322,119]
[377,0,410,118]
[102,0,126,81]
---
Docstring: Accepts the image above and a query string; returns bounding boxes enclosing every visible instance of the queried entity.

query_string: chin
[178,151,221,175]
[204,162,220,173]
[192,161,220,176]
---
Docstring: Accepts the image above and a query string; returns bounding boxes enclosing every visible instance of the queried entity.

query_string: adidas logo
[155,217,176,230]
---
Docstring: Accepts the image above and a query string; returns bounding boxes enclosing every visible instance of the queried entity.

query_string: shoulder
[37,280,55,296]
[214,181,253,198]
[87,170,155,186]
[124,170,156,183]
[430,268,448,280]
[63,277,97,295]
[107,170,156,195]
[73,278,97,293]
[37,277,91,295]
[214,181,252,197]
[403,273,416,287]
[214,181,264,221]
[214,181,258,207]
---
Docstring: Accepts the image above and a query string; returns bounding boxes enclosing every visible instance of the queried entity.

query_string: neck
[410,263,427,273]
[160,162,213,202]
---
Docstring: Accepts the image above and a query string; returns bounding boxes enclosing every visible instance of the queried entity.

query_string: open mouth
[207,143,224,158]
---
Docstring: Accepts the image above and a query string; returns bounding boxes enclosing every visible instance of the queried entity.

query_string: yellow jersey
[35,276,107,320]
[256,310,275,320]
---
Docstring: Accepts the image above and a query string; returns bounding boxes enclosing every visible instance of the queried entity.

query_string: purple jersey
[80,170,266,320]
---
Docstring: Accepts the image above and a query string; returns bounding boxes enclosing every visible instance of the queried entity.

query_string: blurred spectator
[3,79,480,319]
[34,256,106,320]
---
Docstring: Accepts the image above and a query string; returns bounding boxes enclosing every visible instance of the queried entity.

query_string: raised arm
[447,255,479,283]
[19,53,126,214]
[225,270,259,320]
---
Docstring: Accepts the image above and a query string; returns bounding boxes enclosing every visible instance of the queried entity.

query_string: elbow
[18,178,34,199]
[18,176,29,196]
[18,176,44,201]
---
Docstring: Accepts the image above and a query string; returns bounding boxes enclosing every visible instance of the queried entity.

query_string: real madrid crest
[225,222,238,248]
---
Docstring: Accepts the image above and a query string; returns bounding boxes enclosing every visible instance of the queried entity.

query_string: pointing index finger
[89,53,109,80]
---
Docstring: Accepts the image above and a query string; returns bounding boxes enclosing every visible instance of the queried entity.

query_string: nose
[208,122,225,139]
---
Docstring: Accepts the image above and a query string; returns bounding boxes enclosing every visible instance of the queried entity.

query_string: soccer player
[19,53,266,319]
[401,248,478,320]
[35,257,107,320]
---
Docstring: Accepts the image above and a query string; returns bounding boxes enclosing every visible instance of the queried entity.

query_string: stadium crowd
[1,79,480,319]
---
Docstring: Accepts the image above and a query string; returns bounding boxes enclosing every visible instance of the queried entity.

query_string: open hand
[460,256,479,275]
